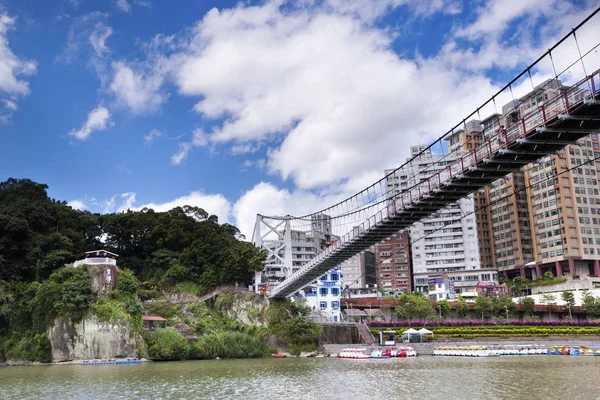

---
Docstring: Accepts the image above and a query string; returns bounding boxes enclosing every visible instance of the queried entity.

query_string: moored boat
[337,348,370,359]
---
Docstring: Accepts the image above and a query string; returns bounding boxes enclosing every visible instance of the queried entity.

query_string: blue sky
[1,0,599,238]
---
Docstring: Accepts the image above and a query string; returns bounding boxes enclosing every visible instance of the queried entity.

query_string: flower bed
[369,320,600,328]
[369,325,600,338]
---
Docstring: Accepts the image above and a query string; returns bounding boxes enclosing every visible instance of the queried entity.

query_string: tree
[436,300,451,319]
[519,297,536,318]
[395,292,435,322]
[581,289,598,318]
[561,290,575,319]
[509,276,529,297]
[473,296,493,320]
[455,296,469,319]
[491,295,516,319]
[541,293,557,318]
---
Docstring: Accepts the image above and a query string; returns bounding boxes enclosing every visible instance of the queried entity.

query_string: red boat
[271,353,287,358]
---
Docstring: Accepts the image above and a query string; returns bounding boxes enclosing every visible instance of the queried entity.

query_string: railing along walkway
[270,71,600,298]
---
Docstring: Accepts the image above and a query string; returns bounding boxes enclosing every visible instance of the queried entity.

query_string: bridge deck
[270,72,600,298]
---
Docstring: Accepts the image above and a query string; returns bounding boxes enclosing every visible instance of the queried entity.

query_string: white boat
[337,348,370,359]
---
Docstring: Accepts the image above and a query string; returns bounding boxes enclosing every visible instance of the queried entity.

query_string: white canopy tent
[418,328,434,341]
[401,328,419,343]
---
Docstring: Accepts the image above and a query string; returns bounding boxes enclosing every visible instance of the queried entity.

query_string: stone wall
[47,315,137,362]
[320,324,359,344]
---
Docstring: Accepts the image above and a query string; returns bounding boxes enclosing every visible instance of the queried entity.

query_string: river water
[1,356,600,400]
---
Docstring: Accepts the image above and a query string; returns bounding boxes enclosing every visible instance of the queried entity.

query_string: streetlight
[504,305,509,320]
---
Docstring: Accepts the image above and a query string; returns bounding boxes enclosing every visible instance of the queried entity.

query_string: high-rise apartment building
[385,146,498,296]
[481,78,600,280]
[374,232,412,295]
[446,125,495,270]
[339,250,377,289]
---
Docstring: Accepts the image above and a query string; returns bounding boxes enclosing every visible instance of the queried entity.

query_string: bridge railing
[392,71,600,217]
[272,71,600,297]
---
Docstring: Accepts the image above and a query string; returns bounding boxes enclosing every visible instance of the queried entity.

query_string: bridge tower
[253,215,293,292]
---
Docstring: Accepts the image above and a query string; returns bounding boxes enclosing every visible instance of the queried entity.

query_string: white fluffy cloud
[117,191,232,224]
[109,61,165,114]
[171,142,192,165]
[68,200,87,211]
[144,129,162,145]
[163,1,600,193]
[65,1,600,241]
[69,105,112,140]
[60,12,111,63]
[89,24,113,56]
[169,129,209,164]
[0,13,36,122]
[170,2,504,190]
[116,0,132,13]
[116,0,152,13]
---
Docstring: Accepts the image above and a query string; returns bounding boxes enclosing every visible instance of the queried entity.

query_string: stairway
[357,323,376,345]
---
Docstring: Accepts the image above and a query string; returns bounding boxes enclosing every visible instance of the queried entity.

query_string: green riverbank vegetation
[0,178,274,363]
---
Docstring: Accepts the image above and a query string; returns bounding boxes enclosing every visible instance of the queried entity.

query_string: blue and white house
[297,268,343,323]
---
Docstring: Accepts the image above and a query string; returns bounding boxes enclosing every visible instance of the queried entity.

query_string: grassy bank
[144,328,273,360]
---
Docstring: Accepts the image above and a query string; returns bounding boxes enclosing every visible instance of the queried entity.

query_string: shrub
[49,266,94,320]
[145,301,182,322]
[174,281,202,296]
[0,332,51,363]
[284,316,321,356]
[116,269,140,296]
[144,328,189,360]
[189,332,272,359]
[92,299,129,324]
[214,293,234,311]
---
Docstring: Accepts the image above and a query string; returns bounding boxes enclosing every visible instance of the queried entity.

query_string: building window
[330,273,339,281]
[320,301,327,309]
[331,288,340,296]
[331,301,339,309]
[319,288,328,295]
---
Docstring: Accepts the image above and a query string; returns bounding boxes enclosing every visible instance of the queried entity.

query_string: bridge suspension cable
[258,7,600,298]
[341,153,600,294]
[259,6,600,227]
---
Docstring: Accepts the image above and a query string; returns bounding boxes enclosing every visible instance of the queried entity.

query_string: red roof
[142,316,167,321]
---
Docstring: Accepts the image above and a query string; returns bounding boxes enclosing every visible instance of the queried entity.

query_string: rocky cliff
[47,315,138,362]
[215,292,269,326]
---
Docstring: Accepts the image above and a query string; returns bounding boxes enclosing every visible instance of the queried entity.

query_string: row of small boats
[338,347,418,359]
[433,345,600,357]
[81,358,142,365]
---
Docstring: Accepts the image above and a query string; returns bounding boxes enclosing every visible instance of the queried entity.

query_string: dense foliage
[190,332,272,359]
[267,299,322,355]
[0,179,264,326]
[144,328,190,360]
[0,178,266,362]
[0,178,264,291]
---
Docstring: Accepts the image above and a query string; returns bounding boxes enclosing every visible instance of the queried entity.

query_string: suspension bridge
[253,9,600,299]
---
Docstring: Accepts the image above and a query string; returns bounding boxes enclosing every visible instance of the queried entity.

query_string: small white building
[297,269,342,323]
[65,250,119,268]
[64,250,119,294]
[427,275,455,301]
